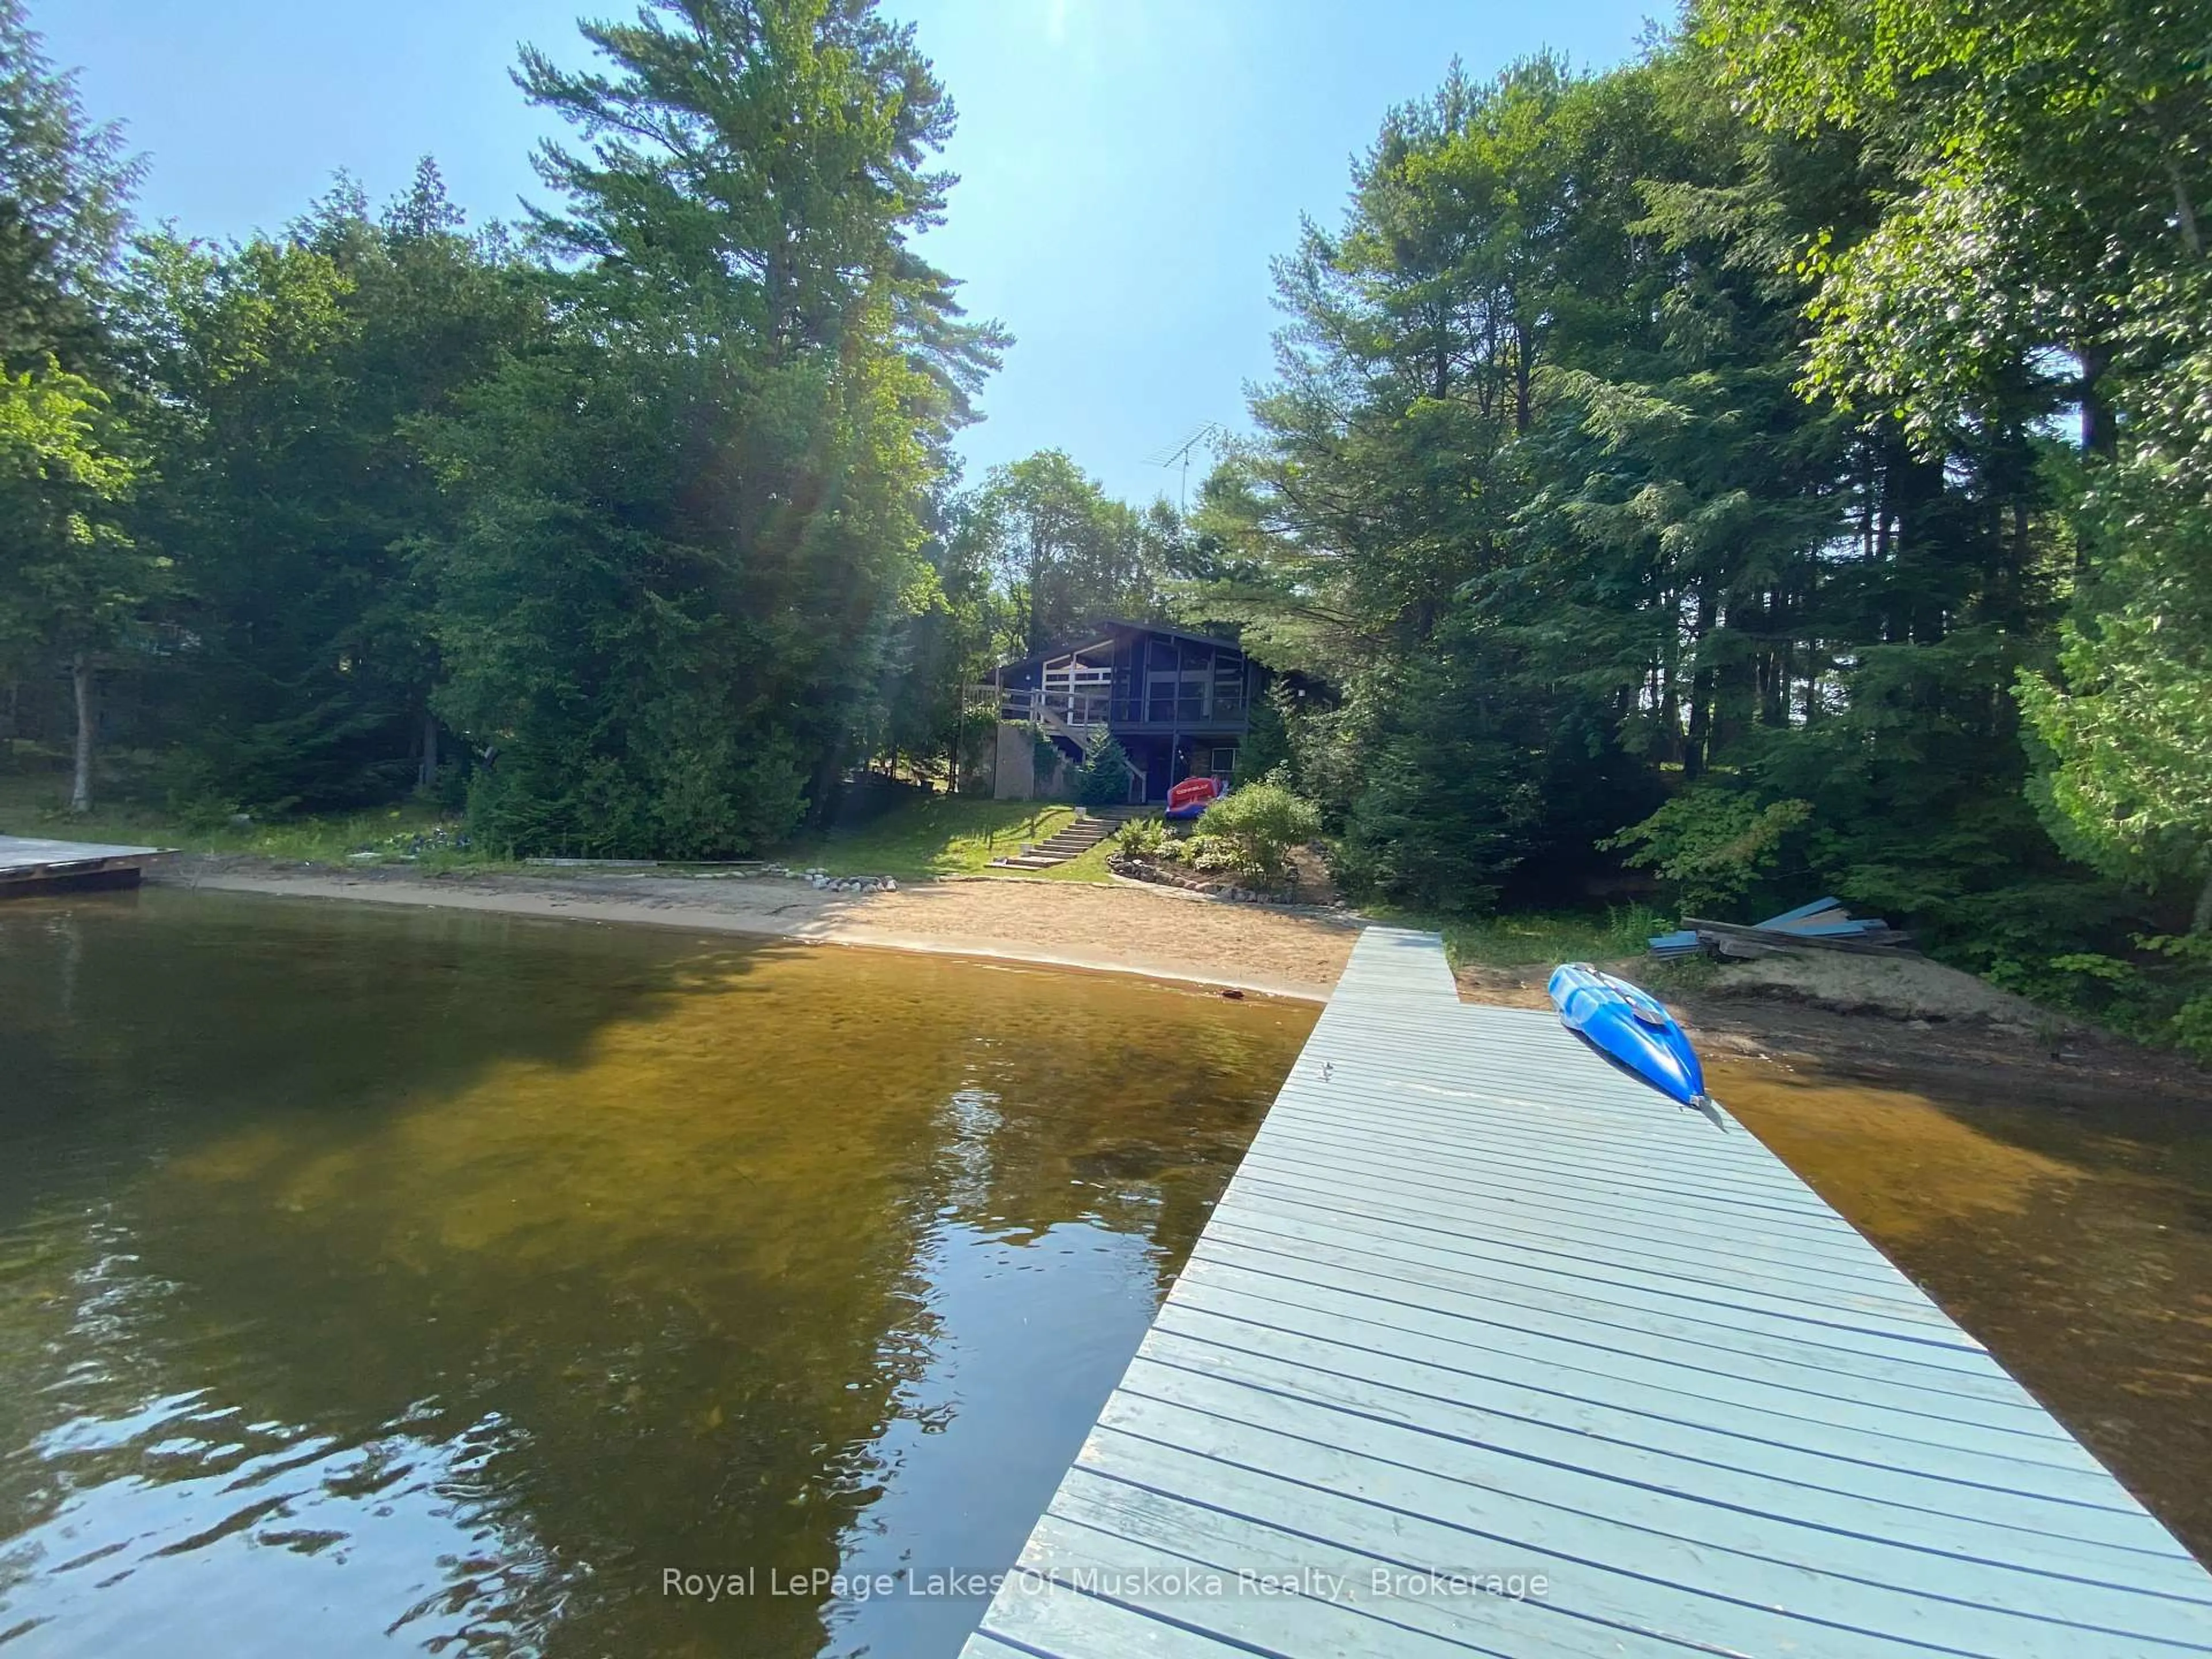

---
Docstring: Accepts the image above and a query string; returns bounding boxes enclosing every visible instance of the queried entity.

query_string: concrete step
[994,810,1142,869]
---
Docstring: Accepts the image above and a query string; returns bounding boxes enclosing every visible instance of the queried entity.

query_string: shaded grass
[1025,835,1122,884]
[0,762,480,866]
[1436,904,1668,970]
[2,749,1111,882]
[798,797,1084,881]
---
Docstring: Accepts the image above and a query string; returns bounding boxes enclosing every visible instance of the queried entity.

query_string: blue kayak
[1547,962,1717,1120]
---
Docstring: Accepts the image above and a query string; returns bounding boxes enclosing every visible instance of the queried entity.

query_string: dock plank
[960,927,2212,1658]
[0,834,166,896]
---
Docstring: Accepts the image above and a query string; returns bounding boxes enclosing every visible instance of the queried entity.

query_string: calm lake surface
[0,889,1314,1657]
[1710,1054,2212,1564]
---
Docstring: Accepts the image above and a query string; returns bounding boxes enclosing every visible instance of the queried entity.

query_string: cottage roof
[994,618,1240,674]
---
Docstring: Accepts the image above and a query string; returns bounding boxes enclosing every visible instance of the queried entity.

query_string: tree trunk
[70,652,95,814]
[2167,154,2203,259]
[1513,319,1535,434]
[1683,585,1717,781]
[418,702,440,790]
[2079,340,2117,460]
[2193,869,2212,936]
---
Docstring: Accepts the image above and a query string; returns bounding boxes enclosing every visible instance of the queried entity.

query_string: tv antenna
[1149,422,1224,513]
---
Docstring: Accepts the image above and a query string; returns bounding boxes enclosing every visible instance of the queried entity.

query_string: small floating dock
[0,835,168,897]
[962,927,2212,1657]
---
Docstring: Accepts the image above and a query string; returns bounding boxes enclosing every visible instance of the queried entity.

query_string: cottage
[982,620,1258,803]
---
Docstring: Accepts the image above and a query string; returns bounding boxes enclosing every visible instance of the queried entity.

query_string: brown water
[0,889,1313,1657]
[1711,1054,2212,1562]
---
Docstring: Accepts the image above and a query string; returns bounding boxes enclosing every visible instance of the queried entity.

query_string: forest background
[2,0,2208,1051]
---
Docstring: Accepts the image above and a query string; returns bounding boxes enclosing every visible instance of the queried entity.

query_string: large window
[1211,654,1247,718]
[1146,669,1208,722]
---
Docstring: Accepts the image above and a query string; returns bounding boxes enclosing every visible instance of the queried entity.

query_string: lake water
[0,890,1314,1657]
[1709,1054,2212,1564]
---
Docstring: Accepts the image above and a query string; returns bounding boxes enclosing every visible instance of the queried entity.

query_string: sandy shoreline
[153,858,2207,1104]
[164,861,1365,1002]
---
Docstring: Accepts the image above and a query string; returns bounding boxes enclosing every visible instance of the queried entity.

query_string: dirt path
[162,859,1364,1001]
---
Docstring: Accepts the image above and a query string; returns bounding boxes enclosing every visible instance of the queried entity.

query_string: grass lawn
[1023,835,1123,883]
[799,796,1089,881]
[3,749,1120,883]
[1434,904,1668,969]
[0,749,478,867]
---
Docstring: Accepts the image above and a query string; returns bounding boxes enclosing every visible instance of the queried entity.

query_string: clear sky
[35,0,1661,506]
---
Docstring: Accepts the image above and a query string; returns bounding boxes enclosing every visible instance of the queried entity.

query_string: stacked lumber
[1648,896,1912,960]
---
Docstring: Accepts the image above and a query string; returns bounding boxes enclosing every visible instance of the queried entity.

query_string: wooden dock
[960,927,2212,1658]
[0,834,168,897]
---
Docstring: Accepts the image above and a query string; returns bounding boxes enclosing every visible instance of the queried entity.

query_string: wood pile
[1648,896,1913,960]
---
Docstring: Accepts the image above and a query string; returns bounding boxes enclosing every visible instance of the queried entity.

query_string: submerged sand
[161,859,1364,1001]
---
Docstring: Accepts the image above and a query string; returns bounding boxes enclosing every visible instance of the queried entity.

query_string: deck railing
[980,687,1248,728]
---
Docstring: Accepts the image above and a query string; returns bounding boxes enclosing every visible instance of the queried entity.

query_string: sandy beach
[162,858,1366,1001]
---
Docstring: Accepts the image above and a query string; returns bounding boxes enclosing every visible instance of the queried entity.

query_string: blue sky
[37,0,1661,506]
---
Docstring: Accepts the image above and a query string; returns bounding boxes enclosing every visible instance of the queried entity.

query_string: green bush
[1603,785,1812,915]
[1116,815,1169,858]
[1194,782,1322,883]
[1176,832,1255,874]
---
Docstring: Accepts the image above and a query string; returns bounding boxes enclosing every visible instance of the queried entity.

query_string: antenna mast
[1150,423,1224,513]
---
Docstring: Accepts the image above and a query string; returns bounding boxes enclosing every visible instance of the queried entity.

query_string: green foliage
[1229,681,1293,787]
[0,361,160,763]
[963,450,1170,657]
[1700,0,2212,959]
[123,168,539,813]
[1325,631,1557,915]
[0,1,138,373]
[2018,383,2212,929]
[1605,786,1813,915]
[2171,994,2212,1061]
[873,498,1007,787]
[0,762,482,865]
[1169,31,2195,1054]
[2145,933,2212,1060]
[416,0,1001,857]
[1192,782,1321,883]
[1027,725,1064,786]
[1115,814,1169,858]
[1696,0,2209,450]
[1440,904,1671,969]
[6,0,2207,1055]
[0,5,153,810]
[1077,733,1132,808]
[1166,833,1251,876]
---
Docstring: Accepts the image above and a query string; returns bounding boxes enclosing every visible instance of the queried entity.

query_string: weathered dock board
[0,834,168,897]
[960,927,2212,1658]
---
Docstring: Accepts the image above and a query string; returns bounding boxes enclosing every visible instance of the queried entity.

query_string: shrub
[1116,815,1169,858]
[1194,782,1322,883]
[1602,785,1812,915]
[1178,832,1255,874]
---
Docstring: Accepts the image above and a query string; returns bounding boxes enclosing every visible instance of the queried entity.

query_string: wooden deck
[0,834,168,896]
[960,927,2212,1658]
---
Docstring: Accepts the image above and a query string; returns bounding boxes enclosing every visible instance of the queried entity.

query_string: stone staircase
[995,805,1146,871]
